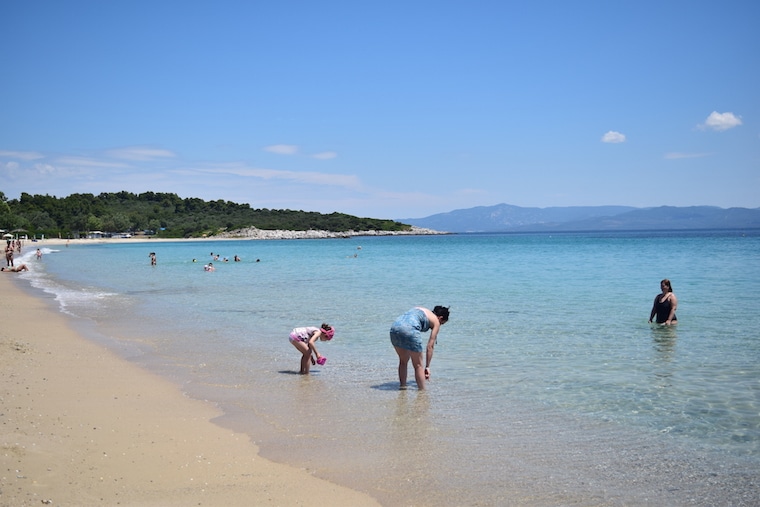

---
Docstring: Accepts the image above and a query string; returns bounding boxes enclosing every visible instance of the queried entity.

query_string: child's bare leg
[291,340,311,374]
[300,352,311,374]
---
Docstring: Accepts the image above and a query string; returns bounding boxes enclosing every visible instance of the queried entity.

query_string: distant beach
[27,224,447,247]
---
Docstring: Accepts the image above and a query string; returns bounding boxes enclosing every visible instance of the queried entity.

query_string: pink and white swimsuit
[289,327,319,343]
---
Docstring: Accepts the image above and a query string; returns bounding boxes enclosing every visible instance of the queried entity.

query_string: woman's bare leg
[394,346,411,388]
[410,351,425,389]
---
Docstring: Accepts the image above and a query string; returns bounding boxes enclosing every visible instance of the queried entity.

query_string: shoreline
[19,225,448,246]
[0,274,381,506]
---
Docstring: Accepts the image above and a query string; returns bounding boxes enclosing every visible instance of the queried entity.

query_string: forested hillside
[0,191,410,238]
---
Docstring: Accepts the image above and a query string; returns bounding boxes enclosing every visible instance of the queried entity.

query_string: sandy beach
[0,273,381,506]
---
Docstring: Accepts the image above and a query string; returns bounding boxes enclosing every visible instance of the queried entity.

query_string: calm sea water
[16,231,760,505]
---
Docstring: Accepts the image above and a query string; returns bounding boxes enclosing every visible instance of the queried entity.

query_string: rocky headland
[215,225,448,240]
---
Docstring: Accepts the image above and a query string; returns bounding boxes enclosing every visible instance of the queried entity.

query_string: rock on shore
[215,225,448,240]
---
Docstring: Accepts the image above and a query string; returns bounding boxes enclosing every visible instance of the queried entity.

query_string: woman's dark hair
[432,305,450,321]
[661,279,673,292]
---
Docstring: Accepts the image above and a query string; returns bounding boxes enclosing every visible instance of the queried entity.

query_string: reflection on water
[651,324,677,362]
[650,324,677,388]
[388,391,432,483]
[391,389,431,444]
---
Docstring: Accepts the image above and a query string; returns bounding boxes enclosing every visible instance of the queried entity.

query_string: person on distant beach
[36,248,42,260]
[5,241,14,267]
[149,252,157,265]
[390,306,449,390]
[649,279,678,325]
[2,264,29,272]
[288,324,335,375]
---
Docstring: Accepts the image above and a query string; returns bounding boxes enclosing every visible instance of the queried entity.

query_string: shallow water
[17,231,760,505]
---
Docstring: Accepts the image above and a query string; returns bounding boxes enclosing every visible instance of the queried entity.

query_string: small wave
[25,265,117,317]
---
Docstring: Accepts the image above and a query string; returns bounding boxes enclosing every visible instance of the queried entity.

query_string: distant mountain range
[398,204,760,233]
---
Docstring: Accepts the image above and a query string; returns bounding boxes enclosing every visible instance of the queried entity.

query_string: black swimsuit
[652,294,677,324]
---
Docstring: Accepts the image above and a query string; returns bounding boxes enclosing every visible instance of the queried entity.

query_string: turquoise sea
[15,231,760,506]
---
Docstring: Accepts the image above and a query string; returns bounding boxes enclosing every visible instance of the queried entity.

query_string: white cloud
[664,152,712,160]
[264,144,299,155]
[106,147,176,161]
[33,163,58,175]
[1,160,56,180]
[199,163,362,189]
[0,161,22,180]
[699,111,742,131]
[601,131,626,143]
[311,151,337,160]
[56,156,131,168]
[0,150,45,160]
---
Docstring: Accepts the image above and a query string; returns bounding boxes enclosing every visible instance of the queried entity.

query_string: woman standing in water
[649,279,678,325]
[390,306,449,390]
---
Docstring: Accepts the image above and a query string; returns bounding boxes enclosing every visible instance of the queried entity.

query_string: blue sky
[1,1,758,219]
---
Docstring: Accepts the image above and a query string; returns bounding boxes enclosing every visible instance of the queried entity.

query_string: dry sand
[0,274,381,507]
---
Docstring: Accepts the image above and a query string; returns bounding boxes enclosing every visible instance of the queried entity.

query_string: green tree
[27,211,57,230]
[1,191,412,238]
[87,215,103,232]
[147,219,161,233]
[112,213,131,232]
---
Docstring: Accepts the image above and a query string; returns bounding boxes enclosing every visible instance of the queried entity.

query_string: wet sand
[0,274,381,506]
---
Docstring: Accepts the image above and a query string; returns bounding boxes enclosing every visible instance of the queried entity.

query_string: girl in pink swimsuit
[288,323,335,374]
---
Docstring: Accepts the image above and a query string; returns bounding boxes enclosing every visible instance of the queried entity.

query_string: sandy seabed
[0,271,381,507]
